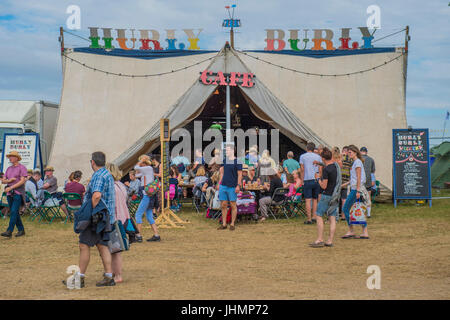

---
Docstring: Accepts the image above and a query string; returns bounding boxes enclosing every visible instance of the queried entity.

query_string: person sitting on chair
[193,166,208,203]
[42,166,70,217]
[64,170,85,208]
[257,168,284,222]
[124,170,140,199]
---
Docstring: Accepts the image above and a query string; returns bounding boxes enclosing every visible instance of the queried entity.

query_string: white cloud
[0,0,449,131]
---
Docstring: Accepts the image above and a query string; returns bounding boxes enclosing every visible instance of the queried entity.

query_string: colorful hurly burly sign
[88,26,378,51]
[264,27,377,51]
[88,27,204,50]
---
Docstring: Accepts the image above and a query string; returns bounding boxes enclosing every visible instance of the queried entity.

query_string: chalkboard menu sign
[392,128,432,206]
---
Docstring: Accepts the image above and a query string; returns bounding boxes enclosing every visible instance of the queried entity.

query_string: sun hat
[6,151,22,161]
[44,166,55,172]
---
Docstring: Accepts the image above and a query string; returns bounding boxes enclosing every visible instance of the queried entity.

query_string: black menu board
[392,129,431,205]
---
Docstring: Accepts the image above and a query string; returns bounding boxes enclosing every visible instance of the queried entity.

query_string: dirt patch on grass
[0,202,449,300]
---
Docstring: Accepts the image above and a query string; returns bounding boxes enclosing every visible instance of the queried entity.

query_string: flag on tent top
[446,111,449,120]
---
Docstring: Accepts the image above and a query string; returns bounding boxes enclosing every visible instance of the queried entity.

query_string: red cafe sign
[199,70,255,87]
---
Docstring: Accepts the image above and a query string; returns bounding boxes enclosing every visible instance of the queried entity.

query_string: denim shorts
[218,185,237,202]
[303,180,320,199]
[316,194,338,217]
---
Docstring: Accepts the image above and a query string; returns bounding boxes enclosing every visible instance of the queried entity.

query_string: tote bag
[349,199,367,226]
[107,220,130,254]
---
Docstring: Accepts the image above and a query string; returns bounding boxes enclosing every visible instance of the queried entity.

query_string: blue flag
[446,111,450,120]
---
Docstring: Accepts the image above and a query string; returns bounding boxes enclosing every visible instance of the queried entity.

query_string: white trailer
[0,100,59,170]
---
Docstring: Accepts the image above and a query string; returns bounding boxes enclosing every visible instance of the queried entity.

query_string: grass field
[0,197,449,300]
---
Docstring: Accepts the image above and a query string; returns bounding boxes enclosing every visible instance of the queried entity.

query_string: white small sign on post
[1,133,40,172]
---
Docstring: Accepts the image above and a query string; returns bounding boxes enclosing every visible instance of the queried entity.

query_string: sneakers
[1,230,12,238]
[146,235,161,242]
[136,235,143,243]
[96,274,116,287]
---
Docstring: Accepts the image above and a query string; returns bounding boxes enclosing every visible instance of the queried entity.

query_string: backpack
[144,180,160,197]
[218,208,232,224]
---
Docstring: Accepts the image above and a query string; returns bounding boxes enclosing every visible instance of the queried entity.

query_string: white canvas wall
[50,51,217,183]
[237,50,407,189]
[50,48,406,190]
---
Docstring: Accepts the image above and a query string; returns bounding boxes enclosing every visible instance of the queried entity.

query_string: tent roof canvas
[113,46,329,170]
[50,44,407,191]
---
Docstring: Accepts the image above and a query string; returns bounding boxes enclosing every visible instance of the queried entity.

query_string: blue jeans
[135,194,156,225]
[343,189,357,226]
[7,194,25,232]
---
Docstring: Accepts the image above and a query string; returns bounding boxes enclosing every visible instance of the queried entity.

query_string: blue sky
[0,0,449,144]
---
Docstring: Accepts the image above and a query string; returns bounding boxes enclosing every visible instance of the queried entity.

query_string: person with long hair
[340,146,353,220]
[105,163,130,284]
[134,155,160,243]
[258,149,276,185]
[341,145,369,240]
[332,147,343,168]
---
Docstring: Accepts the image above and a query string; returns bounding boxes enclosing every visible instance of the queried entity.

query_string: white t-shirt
[299,152,323,181]
[350,158,366,190]
[134,165,154,187]
[25,180,37,205]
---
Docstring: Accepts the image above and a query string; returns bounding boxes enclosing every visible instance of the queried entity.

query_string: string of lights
[62,51,222,78]
[235,49,405,77]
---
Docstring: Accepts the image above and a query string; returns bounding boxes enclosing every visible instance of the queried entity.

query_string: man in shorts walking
[217,145,242,231]
[299,142,322,224]
[310,148,341,247]
[68,151,116,288]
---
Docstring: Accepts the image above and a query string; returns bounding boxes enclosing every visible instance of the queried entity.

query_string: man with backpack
[309,147,341,248]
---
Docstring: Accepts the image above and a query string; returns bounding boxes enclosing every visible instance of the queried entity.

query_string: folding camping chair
[26,191,43,221]
[192,183,207,214]
[206,188,222,220]
[371,180,380,206]
[267,188,290,220]
[39,191,65,224]
[0,192,8,218]
[63,193,82,224]
[284,186,307,218]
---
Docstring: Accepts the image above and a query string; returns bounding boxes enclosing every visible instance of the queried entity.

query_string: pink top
[287,184,295,197]
[4,163,28,196]
[114,181,130,224]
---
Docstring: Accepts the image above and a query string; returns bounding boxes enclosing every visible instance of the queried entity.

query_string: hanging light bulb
[214,89,219,95]
[235,104,239,108]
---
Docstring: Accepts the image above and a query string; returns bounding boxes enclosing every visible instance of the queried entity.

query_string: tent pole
[59,26,64,55]
[225,45,231,145]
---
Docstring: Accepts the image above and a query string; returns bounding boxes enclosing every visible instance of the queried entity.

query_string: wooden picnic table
[179,183,195,189]
[244,186,266,192]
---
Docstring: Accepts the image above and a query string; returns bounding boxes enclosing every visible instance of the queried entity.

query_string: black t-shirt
[269,177,284,202]
[322,163,337,196]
